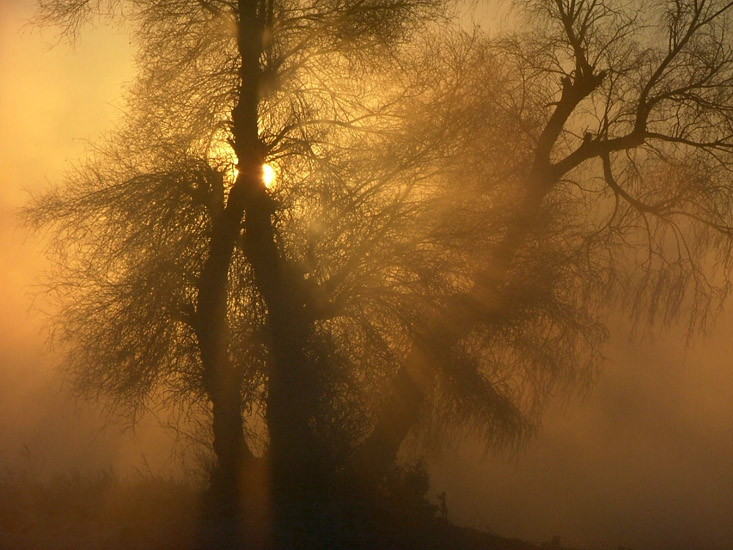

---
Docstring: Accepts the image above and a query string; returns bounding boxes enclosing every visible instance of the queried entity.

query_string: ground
[0,469,569,549]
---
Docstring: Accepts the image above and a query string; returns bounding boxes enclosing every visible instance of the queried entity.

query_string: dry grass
[0,464,545,549]
[0,468,201,549]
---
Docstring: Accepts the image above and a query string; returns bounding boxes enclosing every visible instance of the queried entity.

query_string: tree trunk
[236,175,324,495]
[196,203,252,522]
[208,362,247,512]
[231,0,324,500]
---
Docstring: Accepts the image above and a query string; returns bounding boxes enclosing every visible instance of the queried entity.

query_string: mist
[0,0,172,474]
[2,2,733,549]
[430,320,733,549]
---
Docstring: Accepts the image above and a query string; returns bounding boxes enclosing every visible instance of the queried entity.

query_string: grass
[0,466,547,549]
[0,468,201,549]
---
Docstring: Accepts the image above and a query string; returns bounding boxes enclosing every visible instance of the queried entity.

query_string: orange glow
[262,163,276,189]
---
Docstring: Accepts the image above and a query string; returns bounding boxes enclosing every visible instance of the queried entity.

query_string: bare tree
[362,0,733,478]
[30,0,465,521]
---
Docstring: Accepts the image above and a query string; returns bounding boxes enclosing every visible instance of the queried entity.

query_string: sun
[205,139,276,189]
[262,163,276,189]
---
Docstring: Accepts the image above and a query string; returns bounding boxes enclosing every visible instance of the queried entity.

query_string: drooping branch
[358,0,733,479]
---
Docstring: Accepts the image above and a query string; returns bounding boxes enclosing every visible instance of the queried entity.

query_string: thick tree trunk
[236,171,324,495]
[231,0,323,500]
[196,207,252,519]
[265,306,323,494]
[208,361,248,511]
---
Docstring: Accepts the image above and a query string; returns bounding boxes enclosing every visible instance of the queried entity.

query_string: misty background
[1,1,732,549]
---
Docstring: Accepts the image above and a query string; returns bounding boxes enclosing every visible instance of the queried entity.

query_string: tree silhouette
[363,0,733,476]
[31,0,462,516]
[28,0,733,544]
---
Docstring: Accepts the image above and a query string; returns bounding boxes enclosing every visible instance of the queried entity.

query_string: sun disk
[263,163,276,189]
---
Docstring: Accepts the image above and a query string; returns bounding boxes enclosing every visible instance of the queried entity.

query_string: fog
[0,1,169,473]
[430,322,733,549]
[1,2,733,549]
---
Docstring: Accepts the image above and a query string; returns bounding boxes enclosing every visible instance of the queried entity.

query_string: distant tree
[363,0,733,476]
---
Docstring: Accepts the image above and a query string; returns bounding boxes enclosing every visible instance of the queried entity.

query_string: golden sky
[0,0,133,332]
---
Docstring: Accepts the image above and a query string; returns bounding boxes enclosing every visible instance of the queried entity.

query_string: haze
[1,2,732,549]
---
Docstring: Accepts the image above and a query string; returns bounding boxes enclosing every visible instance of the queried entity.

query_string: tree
[363,0,733,476]
[30,0,463,520]
[28,0,733,544]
